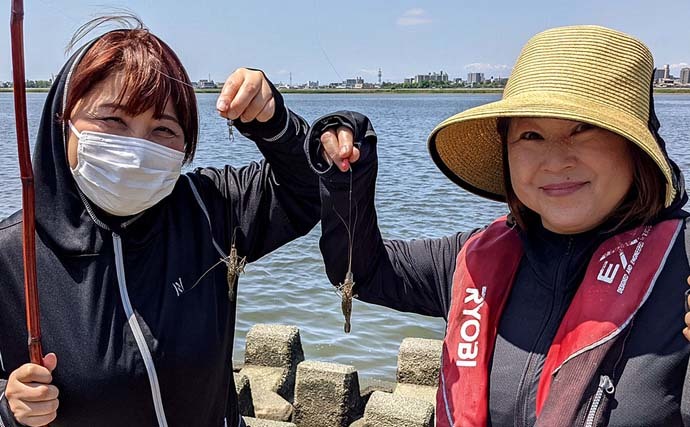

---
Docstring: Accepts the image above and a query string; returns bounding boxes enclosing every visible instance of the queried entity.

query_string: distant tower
[664,64,670,79]
[289,72,293,87]
[378,68,382,85]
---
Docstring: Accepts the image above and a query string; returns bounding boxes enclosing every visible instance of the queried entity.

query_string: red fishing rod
[10,0,44,366]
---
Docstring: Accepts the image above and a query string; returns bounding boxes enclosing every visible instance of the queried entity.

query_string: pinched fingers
[337,127,354,159]
[320,129,341,168]
[337,127,360,165]
[320,126,358,172]
[240,78,274,123]
[216,72,242,116]
[255,97,277,123]
[216,69,275,123]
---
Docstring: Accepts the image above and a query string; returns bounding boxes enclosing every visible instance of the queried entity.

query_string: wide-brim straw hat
[427,25,676,206]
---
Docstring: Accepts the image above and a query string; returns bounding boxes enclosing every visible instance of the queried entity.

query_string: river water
[1,92,688,380]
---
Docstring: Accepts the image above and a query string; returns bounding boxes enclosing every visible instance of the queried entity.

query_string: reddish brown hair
[63,16,198,163]
[497,117,666,233]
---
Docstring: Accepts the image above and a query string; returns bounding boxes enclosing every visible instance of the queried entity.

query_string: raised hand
[216,68,276,123]
[320,126,360,172]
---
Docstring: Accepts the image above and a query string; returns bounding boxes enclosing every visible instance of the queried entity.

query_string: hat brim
[427,91,675,206]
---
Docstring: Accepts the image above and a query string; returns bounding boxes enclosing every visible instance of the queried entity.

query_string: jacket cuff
[304,111,377,177]
[232,72,290,143]
[0,382,19,427]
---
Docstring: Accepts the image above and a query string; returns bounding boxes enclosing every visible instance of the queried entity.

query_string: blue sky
[2,0,688,84]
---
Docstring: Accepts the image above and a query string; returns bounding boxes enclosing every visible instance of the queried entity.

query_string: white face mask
[68,121,185,217]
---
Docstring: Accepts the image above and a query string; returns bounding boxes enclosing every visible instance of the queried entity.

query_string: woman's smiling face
[507,117,634,234]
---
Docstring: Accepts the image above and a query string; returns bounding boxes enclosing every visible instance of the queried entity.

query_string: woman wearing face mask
[307,26,690,426]
[0,17,319,427]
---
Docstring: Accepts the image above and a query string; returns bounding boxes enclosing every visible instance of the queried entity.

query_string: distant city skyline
[1,1,688,85]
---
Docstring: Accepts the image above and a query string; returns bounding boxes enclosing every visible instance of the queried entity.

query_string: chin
[541,211,601,234]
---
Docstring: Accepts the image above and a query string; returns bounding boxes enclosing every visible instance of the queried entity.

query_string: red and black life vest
[437,217,683,427]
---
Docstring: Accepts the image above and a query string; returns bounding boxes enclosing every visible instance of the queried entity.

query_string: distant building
[344,77,365,89]
[654,68,666,82]
[681,68,690,85]
[194,79,216,89]
[664,64,671,79]
[406,71,449,84]
[467,72,484,85]
[308,80,319,89]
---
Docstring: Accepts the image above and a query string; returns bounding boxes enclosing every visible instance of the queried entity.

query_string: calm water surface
[1,93,688,379]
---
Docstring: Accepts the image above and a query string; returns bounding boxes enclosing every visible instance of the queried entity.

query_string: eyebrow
[97,103,181,126]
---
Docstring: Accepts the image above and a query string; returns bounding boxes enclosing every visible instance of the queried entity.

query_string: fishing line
[330,167,358,276]
[313,0,344,83]
[319,44,343,82]
[330,165,358,333]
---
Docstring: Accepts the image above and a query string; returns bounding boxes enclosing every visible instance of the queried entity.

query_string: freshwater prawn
[186,227,246,301]
[333,166,358,333]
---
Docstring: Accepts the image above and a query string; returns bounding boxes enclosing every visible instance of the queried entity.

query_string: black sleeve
[1,379,21,427]
[305,111,480,320]
[189,76,320,262]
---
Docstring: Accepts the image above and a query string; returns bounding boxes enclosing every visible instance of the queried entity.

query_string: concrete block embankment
[240,324,305,422]
[293,360,362,427]
[363,391,434,427]
[236,324,443,426]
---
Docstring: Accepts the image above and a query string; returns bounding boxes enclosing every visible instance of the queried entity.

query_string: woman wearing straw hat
[306,25,690,426]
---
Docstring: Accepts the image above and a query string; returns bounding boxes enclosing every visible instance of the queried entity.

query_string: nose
[540,137,576,172]
[128,121,153,140]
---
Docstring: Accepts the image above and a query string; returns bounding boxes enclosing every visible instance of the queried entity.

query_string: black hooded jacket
[306,111,690,427]
[0,40,319,426]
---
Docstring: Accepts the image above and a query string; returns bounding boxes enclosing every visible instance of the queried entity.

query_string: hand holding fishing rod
[9,0,54,425]
[5,354,59,426]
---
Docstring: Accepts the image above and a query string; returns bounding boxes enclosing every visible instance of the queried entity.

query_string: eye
[98,116,126,125]
[519,131,543,141]
[573,122,595,134]
[154,126,179,137]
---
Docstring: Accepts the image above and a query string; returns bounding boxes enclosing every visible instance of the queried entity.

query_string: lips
[539,181,588,196]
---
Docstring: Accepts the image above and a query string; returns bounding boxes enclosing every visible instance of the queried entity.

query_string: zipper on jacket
[516,237,573,427]
[584,375,615,427]
[112,233,169,427]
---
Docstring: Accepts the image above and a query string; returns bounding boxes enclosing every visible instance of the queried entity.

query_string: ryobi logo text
[456,286,487,367]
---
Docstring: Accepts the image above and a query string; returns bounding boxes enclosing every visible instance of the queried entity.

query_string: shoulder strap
[682,217,690,426]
